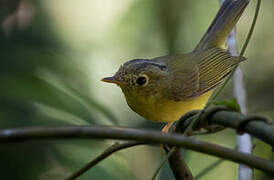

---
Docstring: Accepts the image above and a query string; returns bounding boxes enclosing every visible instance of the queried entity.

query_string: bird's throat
[125,91,213,123]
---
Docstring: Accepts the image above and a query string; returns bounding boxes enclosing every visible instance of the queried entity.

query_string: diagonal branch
[166,147,193,180]
[65,141,144,180]
[195,159,224,179]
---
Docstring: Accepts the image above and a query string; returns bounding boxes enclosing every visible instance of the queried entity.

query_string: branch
[151,147,177,180]
[0,124,274,174]
[181,109,274,146]
[65,142,144,180]
[166,148,193,180]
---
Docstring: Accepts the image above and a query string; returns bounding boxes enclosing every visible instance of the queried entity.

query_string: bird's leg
[160,122,174,154]
[161,122,174,133]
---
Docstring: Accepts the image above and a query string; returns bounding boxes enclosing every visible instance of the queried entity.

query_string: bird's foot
[160,122,174,154]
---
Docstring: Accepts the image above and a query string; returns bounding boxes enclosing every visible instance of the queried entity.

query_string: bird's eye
[136,74,149,86]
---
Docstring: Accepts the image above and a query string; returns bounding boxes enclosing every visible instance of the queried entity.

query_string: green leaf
[37,70,119,125]
[213,98,241,112]
[0,75,95,124]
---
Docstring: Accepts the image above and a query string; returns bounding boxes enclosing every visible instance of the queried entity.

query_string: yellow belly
[125,91,212,123]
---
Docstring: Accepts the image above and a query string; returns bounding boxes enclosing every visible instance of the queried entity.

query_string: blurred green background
[0,0,273,179]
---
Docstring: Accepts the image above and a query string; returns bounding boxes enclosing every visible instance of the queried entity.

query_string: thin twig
[151,147,193,180]
[65,141,144,180]
[208,0,261,104]
[195,145,238,179]
[0,125,274,174]
[221,1,261,178]
[195,159,224,179]
[151,147,177,180]
[226,10,253,180]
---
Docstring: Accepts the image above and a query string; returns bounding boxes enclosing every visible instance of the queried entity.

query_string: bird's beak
[101,76,123,85]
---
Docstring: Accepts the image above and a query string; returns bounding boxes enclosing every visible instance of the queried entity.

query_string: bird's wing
[194,48,246,96]
[165,55,200,101]
[164,49,245,101]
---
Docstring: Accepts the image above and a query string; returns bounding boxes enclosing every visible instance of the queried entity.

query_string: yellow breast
[124,91,212,123]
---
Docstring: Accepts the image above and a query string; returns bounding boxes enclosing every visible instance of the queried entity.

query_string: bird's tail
[194,0,249,51]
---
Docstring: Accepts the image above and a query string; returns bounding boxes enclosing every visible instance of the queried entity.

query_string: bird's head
[101,59,169,99]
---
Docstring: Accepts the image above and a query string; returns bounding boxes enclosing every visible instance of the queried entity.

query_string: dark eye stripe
[141,62,167,71]
[125,59,167,71]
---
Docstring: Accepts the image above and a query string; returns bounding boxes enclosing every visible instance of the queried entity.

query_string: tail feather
[194,0,249,51]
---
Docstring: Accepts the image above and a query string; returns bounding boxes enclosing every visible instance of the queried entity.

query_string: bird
[102,0,249,133]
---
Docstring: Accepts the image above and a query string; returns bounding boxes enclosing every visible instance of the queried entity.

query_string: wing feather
[196,48,245,95]
[165,48,245,101]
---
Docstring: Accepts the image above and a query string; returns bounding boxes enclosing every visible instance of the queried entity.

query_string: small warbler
[102,0,248,132]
